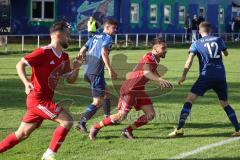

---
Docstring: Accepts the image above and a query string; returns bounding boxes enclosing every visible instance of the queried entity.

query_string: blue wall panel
[10,0,233,34]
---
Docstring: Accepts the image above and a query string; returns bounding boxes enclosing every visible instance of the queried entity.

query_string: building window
[130,3,139,23]
[31,0,54,21]
[164,5,171,24]
[32,1,42,19]
[150,4,157,23]
[0,0,10,19]
[199,7,205,17]
[219,8,224,24]
[179,6,185,24]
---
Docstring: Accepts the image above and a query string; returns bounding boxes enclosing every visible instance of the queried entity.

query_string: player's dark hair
[50,21,70,34]
[103,18,117,26]
[199,21,211,33]
[151,38,165,46]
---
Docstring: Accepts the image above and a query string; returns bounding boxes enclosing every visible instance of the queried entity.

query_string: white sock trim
[45,148,56,157]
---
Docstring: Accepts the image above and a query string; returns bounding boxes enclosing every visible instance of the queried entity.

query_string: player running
[88,38,172,140]
[75,19,118,134]
[168,22,240,137]
[0,21,83,160]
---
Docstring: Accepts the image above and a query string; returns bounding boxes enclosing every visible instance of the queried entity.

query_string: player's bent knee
[118,113,127,121]
[104,92,110,99]
[93,98,104,107]
[61,120,73,129]
[146,112,155,121]
[111,112,127,122]
[185,92,198,103]
[60,115,74,129]
[220,100,229,108]
[15,131,31,141]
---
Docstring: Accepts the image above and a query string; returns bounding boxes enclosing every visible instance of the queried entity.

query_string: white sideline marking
[168,137,240,160]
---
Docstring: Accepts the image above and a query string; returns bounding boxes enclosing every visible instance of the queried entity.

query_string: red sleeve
[62,54,72,76]
[23,48,45,67]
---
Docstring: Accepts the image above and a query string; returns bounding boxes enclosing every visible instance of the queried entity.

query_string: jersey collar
[49,45,63,59]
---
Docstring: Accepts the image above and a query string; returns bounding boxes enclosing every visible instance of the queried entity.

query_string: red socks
[0,126,69,154]
[0,133,19,153]
[94,115,149,132]
[127,115,149,132]
[94,117,113,129]
[49,126,69,153]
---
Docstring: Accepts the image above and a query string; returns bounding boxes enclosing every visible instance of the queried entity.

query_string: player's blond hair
[199,22,211,33]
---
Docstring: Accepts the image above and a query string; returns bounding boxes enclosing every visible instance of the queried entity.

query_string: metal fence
[0,32,239,52]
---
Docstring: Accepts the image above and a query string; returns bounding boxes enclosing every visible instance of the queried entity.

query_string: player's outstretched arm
[101,47,117,80]
[179,52,195,85]
[76,46,87,62]
[66,46,87,84]
[143,63,172,89]
[66,59,82,84]
[16,60,34,95]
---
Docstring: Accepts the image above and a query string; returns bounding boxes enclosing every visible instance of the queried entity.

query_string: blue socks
[79,99,111,125]
[80,104,98,125]
[177,103,239,132]
[177,102,192,129]
[103,99,111,117]
[224,105,240,132]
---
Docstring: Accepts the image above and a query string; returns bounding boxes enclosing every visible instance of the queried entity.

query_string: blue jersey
[189,35,227,78]
[84,32,113,75]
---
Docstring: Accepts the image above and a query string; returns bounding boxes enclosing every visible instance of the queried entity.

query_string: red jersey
[23,45,72,100]
[120,52,160,95]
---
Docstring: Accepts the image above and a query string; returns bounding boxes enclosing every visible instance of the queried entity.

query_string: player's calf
[89,111,128,140]
[41,110,73,159]
[125,114,152,135]
[145,112,155,121]
[0,133,19,153]
[122,114,152,140]
[221,102,240,133]
[76,98,103,134]
[0,122,37,153]
[123,105,155,139]
[93,111,127,130]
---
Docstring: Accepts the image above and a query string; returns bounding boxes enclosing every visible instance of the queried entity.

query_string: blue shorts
[84,73,106,97]
[191,76,228,101]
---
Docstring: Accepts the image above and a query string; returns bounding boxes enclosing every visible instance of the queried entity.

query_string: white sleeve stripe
[21,58,31,67]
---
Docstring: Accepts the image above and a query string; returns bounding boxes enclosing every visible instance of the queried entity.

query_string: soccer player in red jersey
[89,38,172,140]
[0,21,82,160]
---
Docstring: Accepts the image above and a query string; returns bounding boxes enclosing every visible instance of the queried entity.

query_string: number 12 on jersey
[204,42,220,59]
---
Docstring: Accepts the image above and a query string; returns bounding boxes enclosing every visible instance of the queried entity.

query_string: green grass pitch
[0,47,240,160]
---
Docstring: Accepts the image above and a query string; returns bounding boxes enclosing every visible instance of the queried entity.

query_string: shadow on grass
[1,77,240,129]
[158,122,233,129]
[1,78,240,108]
[149,158,240,160]
[83,122,234,140]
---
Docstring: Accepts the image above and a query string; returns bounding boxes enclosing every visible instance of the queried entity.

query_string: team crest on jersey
[48,61,66,91]
[50,60,55,65]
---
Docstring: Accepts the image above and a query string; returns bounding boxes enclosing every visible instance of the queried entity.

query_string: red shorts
[117,92,152,113]
[22,93,62,127]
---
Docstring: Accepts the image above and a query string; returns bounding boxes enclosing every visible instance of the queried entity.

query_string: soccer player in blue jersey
[75,19,118,133]
[168,22,240,137]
